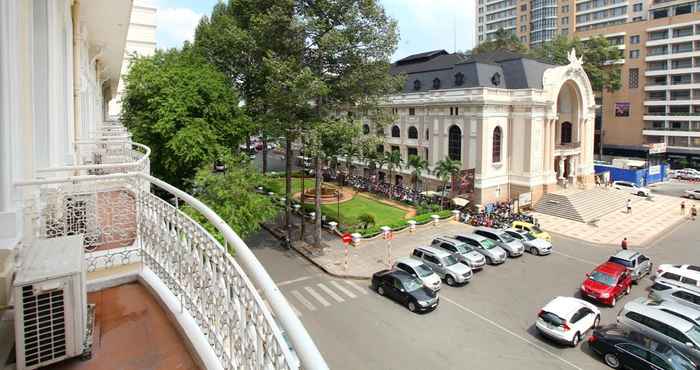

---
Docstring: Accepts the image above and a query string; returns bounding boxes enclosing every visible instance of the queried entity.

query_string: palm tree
[434,158,461,209]
[343,145,359,177]
[385,150,403,199]
[406,155,429,191]
[373,153,386,179]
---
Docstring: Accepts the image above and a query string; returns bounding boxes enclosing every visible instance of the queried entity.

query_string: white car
[536,296,601,346]
[656,264,700,279]
[685,189,700,199]
[392,257,442,292]
[613,181,651,197]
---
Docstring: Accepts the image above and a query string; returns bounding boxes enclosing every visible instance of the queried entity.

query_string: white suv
[613,181,651,197]
[392,257,441,292]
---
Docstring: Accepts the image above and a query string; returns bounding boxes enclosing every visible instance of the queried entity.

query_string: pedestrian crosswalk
[284,279,369,316]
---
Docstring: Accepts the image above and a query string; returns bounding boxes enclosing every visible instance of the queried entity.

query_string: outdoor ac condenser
[13,235,87,370]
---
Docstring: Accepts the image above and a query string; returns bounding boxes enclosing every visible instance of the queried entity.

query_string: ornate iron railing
[15,171,327,370]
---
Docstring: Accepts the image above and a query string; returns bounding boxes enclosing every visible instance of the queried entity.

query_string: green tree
[357,213,375,230]
[342,145,360,177]
[121,47,245,190]
[473,28,527,54]
[529,35,623,92]
[434,158,461,209]
[185,155,278,244]
[385,150,403,198]
[407,154,429,190]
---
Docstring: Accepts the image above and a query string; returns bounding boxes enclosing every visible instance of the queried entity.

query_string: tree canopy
[472,29,527,54]
[529,35,623,92]
[121,47,247,189]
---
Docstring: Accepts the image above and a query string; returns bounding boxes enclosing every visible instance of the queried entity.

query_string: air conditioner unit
[13,235,87,370]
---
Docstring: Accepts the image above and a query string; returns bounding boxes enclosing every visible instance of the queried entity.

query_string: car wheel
[625,285,631,295]
[638,191,645,196]
[446,275,455,286]
[593,314,600,328]
[530,247,539,255]
[570,332,581,347]
[486,256,493,265]
[690,195,696,200]
[610,296,617,307]
[407,301,417,312]
[377,286,385,296]
[604,353,621,369]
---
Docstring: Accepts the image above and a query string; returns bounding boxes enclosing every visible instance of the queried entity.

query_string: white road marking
[317,283,345,303]
[290,290,316,311]
[441,296,584,370]
[551,251,598,266]
[276,275,316,287]
[304,286,331,307]
[330,280,357,299]
[345,280,369,295]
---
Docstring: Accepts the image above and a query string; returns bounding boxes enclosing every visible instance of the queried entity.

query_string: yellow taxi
[511,221,551,241]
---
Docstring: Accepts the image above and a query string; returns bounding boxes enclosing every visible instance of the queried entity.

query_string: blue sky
[155,0,476,61]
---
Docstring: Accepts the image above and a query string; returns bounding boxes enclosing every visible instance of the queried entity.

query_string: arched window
[454,72,464,86]
[391,125,401,138]
[492,126,502,163]
[448,125,461,161]
[561,122,572,144]
[433,78,441,89]
[362,124,370,135]
[413,80,421,91]
[408,126,418,139]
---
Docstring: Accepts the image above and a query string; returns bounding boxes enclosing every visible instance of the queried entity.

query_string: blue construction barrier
[594,164,668,187]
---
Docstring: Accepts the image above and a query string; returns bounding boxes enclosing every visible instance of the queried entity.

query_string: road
[245,218,700,370]
[649,180,698,198]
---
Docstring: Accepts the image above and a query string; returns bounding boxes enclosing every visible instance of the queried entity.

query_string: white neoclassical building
[363,49,596,205]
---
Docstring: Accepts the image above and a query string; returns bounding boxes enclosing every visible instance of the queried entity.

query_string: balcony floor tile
[47,283,200,370]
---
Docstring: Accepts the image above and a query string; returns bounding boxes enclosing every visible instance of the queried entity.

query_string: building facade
[362,50,596,205]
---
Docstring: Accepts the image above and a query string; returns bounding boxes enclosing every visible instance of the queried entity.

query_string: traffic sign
[342,233,353,245]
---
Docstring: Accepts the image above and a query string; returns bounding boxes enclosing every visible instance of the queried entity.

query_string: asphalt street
[649,180,699,198]
[245,218,700,370]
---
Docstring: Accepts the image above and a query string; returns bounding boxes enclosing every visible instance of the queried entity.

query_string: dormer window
[413,80,421,91]
[491,72,501,87]
[433,78,441,89]
[454,72,464,86]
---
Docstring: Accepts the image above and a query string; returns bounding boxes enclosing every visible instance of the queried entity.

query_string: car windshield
[609,256,633,268]
[454,243,471,254]
[539,311,565,327]
[444,255,458,266]
[414,264,434,278]
[499,232,515,242]
[402,277,424,292]
[522,233,537,241]
[685,325,700,345]
[481,239,497,249]
[589,271,616,286]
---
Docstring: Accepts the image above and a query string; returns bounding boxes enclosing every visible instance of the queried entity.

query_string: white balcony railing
[14,136,328,369]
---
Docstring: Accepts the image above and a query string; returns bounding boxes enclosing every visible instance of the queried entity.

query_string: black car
[589,325,698,370]
[371,269,439,313]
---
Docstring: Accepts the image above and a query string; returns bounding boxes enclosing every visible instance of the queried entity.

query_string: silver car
[642,298,700,326]
[608,249,652,283]
[618,298,700,363]
[453,234,508,265]
[650,281,700,312]
[411,247,472,286]
[431,236,487,270]
[474,227,525,257]
[504,229,552,256]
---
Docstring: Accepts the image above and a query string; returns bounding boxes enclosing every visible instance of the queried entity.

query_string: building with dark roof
[357,49,598,204]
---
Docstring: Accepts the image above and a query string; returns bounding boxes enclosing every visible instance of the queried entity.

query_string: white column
[558,156,565,180]
[568,156,576,178]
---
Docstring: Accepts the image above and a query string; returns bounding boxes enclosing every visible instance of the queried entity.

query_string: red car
[580,262,632,307]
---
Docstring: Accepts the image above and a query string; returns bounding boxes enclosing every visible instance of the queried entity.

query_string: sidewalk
[533,193,691,247]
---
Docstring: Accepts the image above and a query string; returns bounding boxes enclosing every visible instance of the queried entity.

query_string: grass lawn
[321,195,407,227]
[268,178,316,195]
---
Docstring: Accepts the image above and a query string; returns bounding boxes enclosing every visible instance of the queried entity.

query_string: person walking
[681,200,686,216]
[621,237,628,250]
[692,204,697,221]
[626,199,632,214]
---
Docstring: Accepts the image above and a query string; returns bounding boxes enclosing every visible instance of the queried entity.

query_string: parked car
[371,269,439,313]
[504,229,552,256]
[613,180,651,197]
[608,249,653,283]
[618,299,700,363]
[453,233,508,265]
[511,220,551,241]
[641,297,700,326]
[535,296,601,346]
[430,236,487,270]
[410,247,472,286]
[581,262,633,307]
[655,266,700,290]
[392,257,441,292]
[656,264,700,282]
[685,190,700,199]
[473,227,525,257]
[650,281,700,312]
[589,324,699,370]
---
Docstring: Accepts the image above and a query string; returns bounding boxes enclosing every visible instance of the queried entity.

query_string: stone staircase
[534,188,629,223]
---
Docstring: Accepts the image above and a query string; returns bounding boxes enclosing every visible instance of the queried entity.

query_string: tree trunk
[313,154,322,248]
[300,140,306,241]
[285,132,293,242]
[245,136,251,153]
[262,135,269,174]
